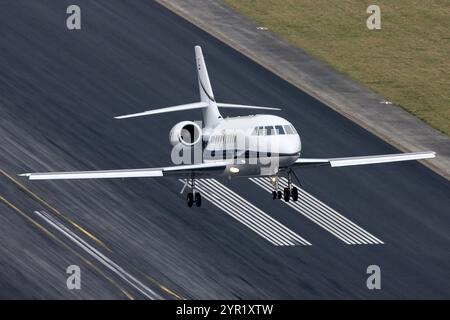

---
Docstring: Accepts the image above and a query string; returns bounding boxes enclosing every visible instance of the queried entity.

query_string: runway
[1,0,449,299]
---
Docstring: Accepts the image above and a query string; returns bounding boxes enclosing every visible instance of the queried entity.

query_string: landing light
[230,167,240,174]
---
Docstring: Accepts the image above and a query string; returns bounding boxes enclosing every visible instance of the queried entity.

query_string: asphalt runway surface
[0,0,449,299]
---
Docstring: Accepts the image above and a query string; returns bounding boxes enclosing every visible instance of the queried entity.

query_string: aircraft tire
[187,192,194,207]
[284,187,290,202]
[195,192,202,207]
[292,187,298,202]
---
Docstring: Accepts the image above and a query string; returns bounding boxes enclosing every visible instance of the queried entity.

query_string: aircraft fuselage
[202,114,301,177]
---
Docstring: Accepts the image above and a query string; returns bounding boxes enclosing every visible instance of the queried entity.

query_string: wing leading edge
[19,162,227,180]
[293,151,436,168]
[19,152,436,180]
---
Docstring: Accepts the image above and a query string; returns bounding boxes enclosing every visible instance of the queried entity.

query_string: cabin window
[251,127,259,135]
[275,125,285,135]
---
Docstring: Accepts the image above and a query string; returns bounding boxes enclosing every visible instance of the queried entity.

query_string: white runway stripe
[205,179,310,245]
[201,180,294,245]
[34,210,162,299]
[251,178,363,244]
[180,179,311,246]
[198,181,290,246]
[249,177,383,245]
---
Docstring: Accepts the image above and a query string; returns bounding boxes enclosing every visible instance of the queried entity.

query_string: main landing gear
[187,192,201,208]
[183,174,202,208]
[271,169,299,202]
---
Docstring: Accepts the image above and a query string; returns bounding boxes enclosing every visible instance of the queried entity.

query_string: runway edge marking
[34,210,163,300]
[0,195,133,299]
[0,169,110,251]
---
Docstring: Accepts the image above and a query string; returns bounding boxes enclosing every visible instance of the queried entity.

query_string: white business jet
[20,46,436,207]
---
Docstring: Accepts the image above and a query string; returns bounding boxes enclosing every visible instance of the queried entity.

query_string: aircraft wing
[293,151,436,168]
[19,162,227,180]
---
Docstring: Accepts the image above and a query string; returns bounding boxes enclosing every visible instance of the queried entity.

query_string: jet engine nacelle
[169,121,202,147]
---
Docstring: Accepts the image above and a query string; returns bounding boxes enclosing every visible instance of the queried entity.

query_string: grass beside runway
[224,0,450,135]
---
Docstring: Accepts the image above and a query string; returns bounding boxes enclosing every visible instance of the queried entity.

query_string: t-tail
[195,46,222,128]
[114,46,282,127]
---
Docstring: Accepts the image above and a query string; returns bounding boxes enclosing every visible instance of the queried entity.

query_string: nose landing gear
[270,175,283,200]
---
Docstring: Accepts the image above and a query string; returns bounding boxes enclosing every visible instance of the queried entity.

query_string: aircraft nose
[293,134,302,153]
[282,134,301,155]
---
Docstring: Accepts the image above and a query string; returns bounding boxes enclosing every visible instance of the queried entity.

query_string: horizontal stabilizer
[217,103,281,111]
[114,102,208,119]
[114,101,281,120]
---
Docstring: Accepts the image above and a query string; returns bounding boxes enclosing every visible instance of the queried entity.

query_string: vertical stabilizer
[195,46,222,128]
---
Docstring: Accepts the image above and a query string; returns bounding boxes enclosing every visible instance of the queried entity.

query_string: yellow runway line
[141,272,185,300]
[0,195,133,300]
[1,169,111,251]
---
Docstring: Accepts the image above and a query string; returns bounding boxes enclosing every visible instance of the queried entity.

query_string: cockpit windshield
[251,124,296,136]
